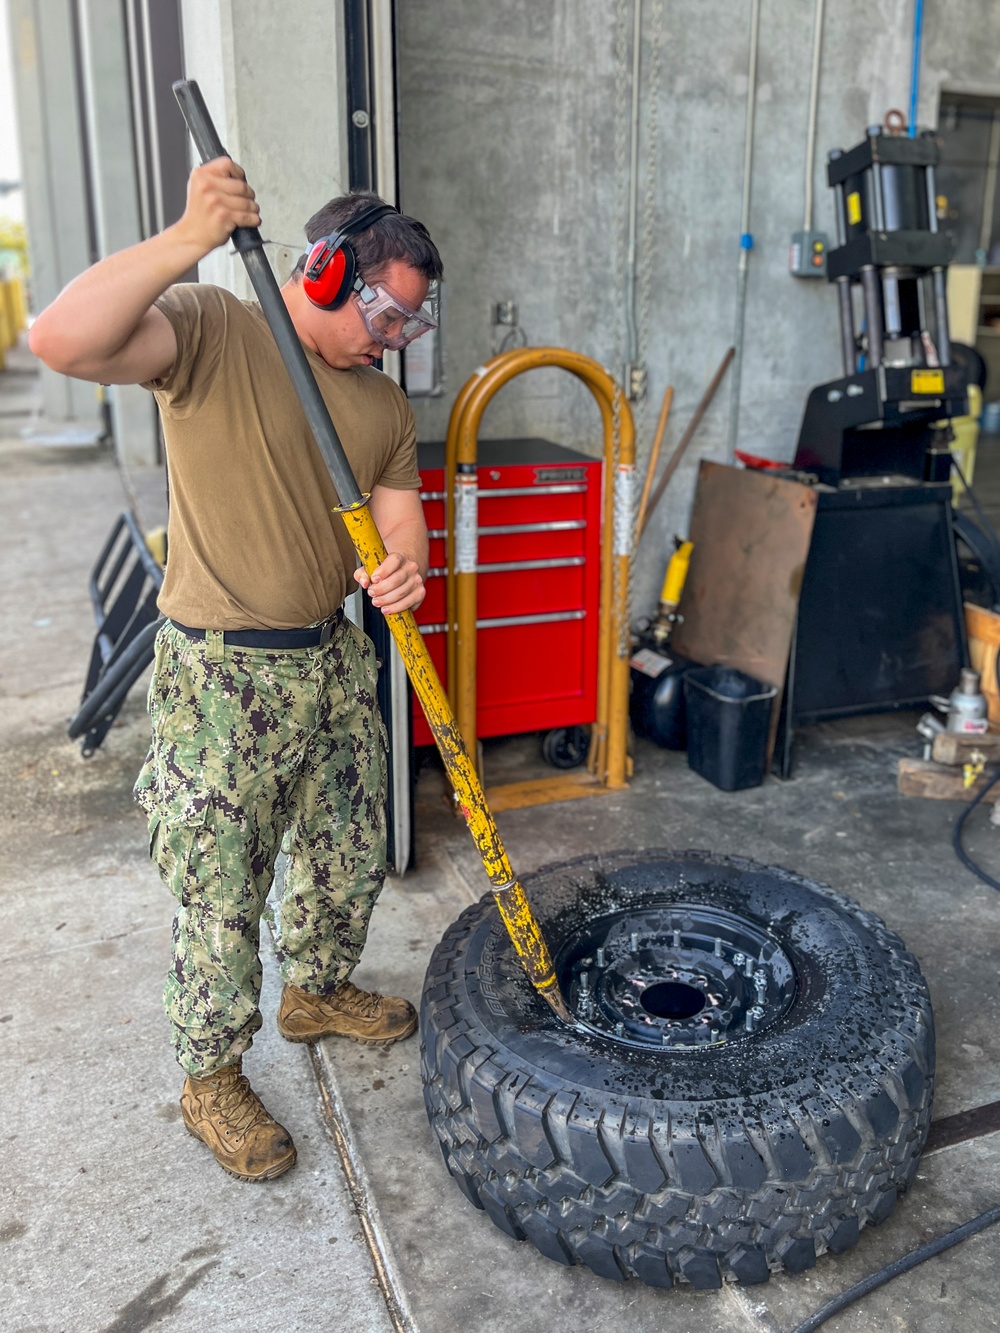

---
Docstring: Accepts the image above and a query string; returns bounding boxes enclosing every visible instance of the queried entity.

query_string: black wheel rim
[554,902,798,1051]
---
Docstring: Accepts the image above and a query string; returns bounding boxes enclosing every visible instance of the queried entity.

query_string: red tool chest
[412,437,603,747]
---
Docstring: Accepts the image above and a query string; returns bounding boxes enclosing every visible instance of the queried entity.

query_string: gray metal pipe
[726,0,761,456]
[832,171,847,247]
[883,271,902,339]
[932,267,952,368]
[171,79,364,509]
[861,265,884,368]
[837,277,855,377]
[803,0,826,233]
[925,162,939,235]
[870,160,886,232]
[623,0,643,378]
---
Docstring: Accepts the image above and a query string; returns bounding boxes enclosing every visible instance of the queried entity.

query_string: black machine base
[777,478,967,778]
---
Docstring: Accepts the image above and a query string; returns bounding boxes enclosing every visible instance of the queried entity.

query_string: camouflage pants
[134,618,387,1077]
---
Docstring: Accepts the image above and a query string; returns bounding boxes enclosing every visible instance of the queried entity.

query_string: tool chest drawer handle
[425,556,586,578]
[479,484,589,497]
[419,609,586,634]
[427,521,585,539]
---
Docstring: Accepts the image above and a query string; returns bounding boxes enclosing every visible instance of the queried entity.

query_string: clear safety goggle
[353,280,436,351]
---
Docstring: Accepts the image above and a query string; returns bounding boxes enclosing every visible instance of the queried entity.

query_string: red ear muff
[302,236,358,311]
[301,202,399,311]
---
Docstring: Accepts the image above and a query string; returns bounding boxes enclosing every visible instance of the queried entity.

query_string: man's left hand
[355,551,426,614]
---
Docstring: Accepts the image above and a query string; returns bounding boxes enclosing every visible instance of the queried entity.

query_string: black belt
[169,608,343,650]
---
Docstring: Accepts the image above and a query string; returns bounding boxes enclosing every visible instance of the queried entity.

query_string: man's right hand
[174,157,262,255]
[28,158,261,387]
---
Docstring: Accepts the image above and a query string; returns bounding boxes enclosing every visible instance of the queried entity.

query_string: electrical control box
[789,230,829,278]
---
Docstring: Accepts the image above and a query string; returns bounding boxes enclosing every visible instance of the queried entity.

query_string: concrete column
[77,0,158,466]
[179,0,351,297]
[8,0,101,430]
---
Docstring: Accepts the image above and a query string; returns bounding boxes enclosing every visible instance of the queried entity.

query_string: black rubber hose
[951,764,1000,892]
[789,1202,1000,1333]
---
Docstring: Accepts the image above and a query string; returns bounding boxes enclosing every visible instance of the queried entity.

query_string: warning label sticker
[534,467,587,483]
[911,369,945,394]
[630,648,673,678]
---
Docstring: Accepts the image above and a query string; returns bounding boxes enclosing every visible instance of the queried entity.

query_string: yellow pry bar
[338,497,572,1024]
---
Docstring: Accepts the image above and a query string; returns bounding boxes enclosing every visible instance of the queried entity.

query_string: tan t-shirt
[145,283,421,630]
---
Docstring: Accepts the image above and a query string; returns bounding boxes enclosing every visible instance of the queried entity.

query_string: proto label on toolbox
[534,466,587,483]
[630,648,673,677]
[911,369,945,394]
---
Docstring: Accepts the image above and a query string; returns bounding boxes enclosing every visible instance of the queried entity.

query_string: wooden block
[897,756,1000,802]
[930,730,1000,766]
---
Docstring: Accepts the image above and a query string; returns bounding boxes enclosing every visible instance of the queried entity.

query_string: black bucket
[683,666,777,791]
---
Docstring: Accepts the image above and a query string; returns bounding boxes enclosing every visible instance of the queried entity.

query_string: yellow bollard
[0,280,17,348]
[10,276,27,333]
[0,289,10,366]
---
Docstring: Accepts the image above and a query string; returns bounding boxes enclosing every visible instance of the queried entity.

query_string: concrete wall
[396,0,1000,616]
[179,0,351,295]
[15,0,998,609]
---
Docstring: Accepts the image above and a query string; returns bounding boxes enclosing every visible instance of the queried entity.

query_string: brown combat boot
[277,980,417,1047]
[180,1060,297,1182]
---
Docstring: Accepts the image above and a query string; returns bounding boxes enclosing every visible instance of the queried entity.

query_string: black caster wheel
[540,725,590,769]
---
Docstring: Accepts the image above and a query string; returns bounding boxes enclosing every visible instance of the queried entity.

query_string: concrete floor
[3,343,1000,1332]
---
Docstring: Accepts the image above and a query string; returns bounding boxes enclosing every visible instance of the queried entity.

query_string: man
[29,157,442,1182]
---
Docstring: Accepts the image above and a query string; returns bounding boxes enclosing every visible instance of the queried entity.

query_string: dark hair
[292,189,442,283]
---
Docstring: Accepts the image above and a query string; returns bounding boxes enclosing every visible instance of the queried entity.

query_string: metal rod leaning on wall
[171,79,571,1025]
[634,383,673,540]
[636,346,734,541]
[444,347,635,791]
[726,0,762,456]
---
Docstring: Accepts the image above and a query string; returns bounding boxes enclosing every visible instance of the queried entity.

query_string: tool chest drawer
[412,437,602,745]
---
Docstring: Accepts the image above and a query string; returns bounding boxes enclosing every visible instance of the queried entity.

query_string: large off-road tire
[420,849,934,1288]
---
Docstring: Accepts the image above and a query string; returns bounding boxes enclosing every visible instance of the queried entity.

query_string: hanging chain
[612,0,631,374]
[611,0,632,657]
[611,0,662,655]
[611,382,634,658]
[635,0,663,465]
[618,0,662,650]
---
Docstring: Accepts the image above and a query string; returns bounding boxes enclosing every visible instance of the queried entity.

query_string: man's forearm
[358,501,429,614]
[28,226,204,381]
[379,517,429,580]
[29,157,261,385]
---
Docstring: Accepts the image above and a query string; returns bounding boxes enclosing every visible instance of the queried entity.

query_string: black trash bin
[683,665,777,791]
